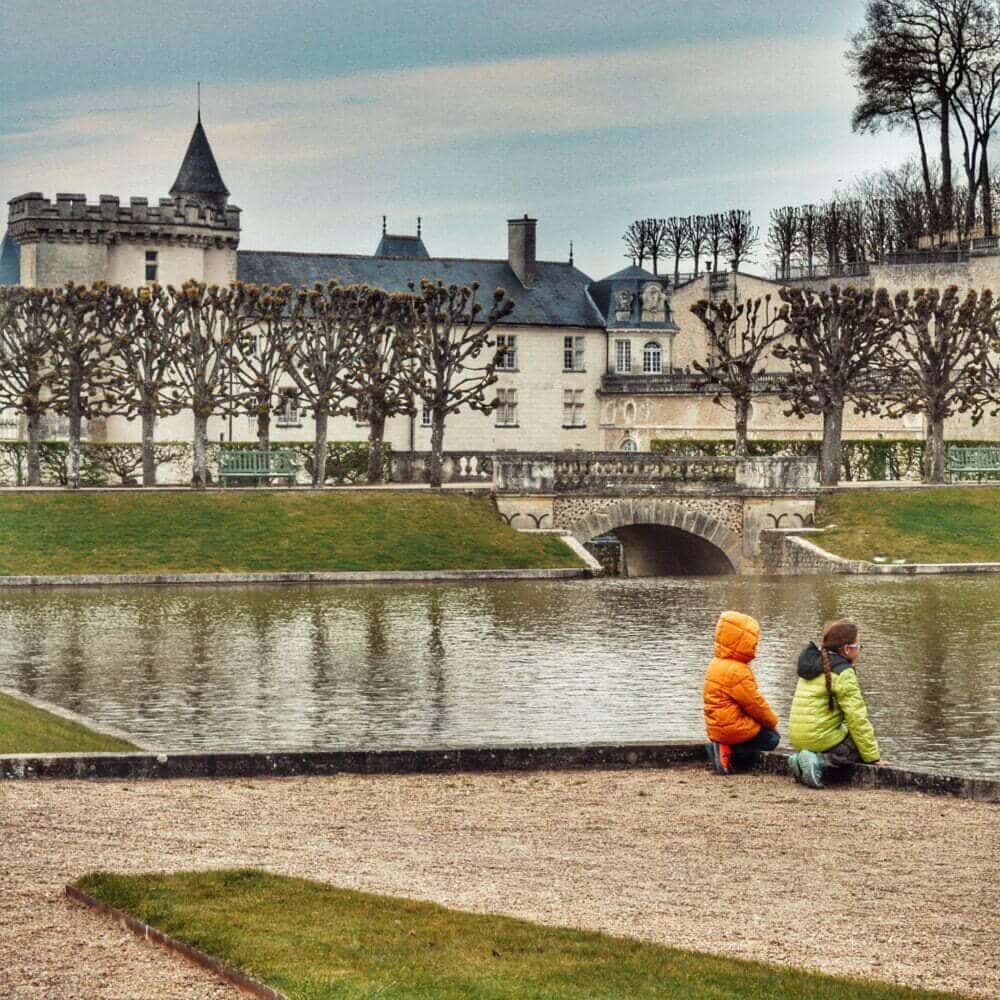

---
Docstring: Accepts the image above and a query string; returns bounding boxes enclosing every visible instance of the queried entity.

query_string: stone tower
[4,116,240,289]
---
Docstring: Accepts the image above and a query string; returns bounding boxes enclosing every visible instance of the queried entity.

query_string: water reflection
[0,577,997,776]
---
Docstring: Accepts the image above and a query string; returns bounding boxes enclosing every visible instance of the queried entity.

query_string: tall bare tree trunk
[924,413,947,483]
[367,411,386,484]
[428,410,445,488]
[26,411,41,486]
[940,91,954,232]
[733,397,750,459]
[67,372,82,490]
[257,410,270,453]
[192,412,209,488]
[313,410,328,486]
[819,405,844,486]
[141,409,156,486]
[981,143,994,238]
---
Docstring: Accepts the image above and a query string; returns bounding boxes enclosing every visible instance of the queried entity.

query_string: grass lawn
[0,492,581,575]
[75,870,960,1000]
[816,486,1000,563]
[0,692,137,754]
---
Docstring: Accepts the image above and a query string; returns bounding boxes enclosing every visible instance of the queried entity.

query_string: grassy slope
[76,870,960,1000]
[0,692,137,754]
[0,492,580,575]
[816,487,1000,563]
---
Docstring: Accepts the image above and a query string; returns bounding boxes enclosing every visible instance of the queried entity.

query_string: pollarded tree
[707,212,726,272]
[622,220,650,268]
[281,281,372,486]
[169,281,254,487]
[231,284,293,454]
[773,284,897,485]
[663,216,690,283]
[104,284,184,486]
[344,288,419,483]
[47,283,123,489]
[402,279,515,488]
[690,296,786,457]
[769,207,800,279]
[0,286,55,486]
[721,209,759,271]
[688,215,710,275]
[882,285,997,480]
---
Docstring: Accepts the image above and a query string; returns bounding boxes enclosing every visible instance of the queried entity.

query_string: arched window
[622,437,638,453]
[643,341,662,374]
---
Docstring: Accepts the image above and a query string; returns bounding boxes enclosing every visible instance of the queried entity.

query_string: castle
[1,115,991,461]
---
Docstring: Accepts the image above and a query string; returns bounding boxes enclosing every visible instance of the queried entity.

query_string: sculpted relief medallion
[614,288,633,322]
[641,281,665,322]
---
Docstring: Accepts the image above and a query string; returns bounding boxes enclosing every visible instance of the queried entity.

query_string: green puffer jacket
[788,643,881,763]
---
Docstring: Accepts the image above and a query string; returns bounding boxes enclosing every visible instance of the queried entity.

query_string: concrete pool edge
[0,564,598,588]
[1,742,996,802]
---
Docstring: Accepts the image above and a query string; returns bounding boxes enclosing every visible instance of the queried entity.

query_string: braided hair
[820,620,859,712]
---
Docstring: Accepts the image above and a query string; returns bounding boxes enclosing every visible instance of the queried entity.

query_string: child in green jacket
[787,619,882,789]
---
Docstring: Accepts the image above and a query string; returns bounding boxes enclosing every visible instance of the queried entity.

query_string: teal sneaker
[787,751,803,782]
[796,750,825,789]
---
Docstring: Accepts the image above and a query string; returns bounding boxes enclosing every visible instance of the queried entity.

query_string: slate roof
[375,233,429,258]
[237,251,603,328]
[0,232,20,285]
[170,118,230,206]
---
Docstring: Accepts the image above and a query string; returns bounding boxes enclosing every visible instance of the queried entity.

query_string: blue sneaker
[787,751,803,782]
[705,741,732,776]
[794,749,824,789]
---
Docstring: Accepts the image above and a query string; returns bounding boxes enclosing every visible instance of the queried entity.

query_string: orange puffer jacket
[703,611,779,745]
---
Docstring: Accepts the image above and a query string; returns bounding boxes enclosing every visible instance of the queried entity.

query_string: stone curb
[65,885,288,1000]
[0,566,595,588]
[777,533,1000,576]
[2,742,996,801]
[0,688,157,751]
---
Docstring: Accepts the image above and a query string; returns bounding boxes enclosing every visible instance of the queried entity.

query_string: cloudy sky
[2,0,915,279]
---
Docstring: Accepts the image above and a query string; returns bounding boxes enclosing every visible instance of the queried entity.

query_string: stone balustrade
[390,451,494,484]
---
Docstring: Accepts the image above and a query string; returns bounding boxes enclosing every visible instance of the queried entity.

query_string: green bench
[219,449,299,486]
[946,445,1000,479]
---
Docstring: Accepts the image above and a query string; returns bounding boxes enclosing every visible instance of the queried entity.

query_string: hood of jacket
[713,611,759,664]
[797,641,853,680]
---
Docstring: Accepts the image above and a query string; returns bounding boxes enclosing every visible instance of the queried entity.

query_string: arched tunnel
[588,523,735,577]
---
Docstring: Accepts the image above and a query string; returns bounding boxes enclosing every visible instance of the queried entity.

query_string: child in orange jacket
[703,610,780,775]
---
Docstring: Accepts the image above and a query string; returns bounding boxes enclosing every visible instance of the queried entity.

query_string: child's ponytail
[820,619,860,714]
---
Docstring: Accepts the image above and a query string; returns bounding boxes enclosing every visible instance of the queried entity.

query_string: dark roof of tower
[237,251,602,328]
[375,233,430,258]
[169,118,229,201]
[0,232,20,285]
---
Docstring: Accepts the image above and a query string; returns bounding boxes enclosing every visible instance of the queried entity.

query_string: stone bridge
[391,451,818,575]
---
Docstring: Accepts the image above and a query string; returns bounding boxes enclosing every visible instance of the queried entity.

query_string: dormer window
[144,250,158,283]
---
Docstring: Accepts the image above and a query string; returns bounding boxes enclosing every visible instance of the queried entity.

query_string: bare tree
[0,286,54,485]
[645,218,669,276]
[688,215,710,274]
[663,216,691,283]
[402,280,514,488]
[819,200,847,268]
[882,285,996,479]
[169,281,253,488]
[104,284,184,485]
[281,281,371,486]
[799,204,821,274]
[231,284,292,455]
[45,283,118,489]
[690,296,786,456]
[721,209,759,271]
[773,284,897,485]
[769,206,800,279]
[342,287,418,483]
[622,220,650,268]
[707,213,726,272]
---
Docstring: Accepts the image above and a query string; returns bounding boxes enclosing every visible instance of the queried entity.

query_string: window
[564,335,585,371]
[144,250,158,283]
[622,437,638,453]
[643,341,662,374]
[421,401,432,427]
[276,388,300,427]
[615,339,631,373]
[496,334,517,370]
[495,388,518,426]
[563,389,585,427]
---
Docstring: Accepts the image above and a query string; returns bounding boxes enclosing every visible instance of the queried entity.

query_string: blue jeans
[731,727,780,767]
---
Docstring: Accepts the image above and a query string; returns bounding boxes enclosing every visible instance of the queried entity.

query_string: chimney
[508,214,537,288]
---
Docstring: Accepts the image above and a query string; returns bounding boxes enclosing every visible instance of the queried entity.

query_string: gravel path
[1,768,997,999]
